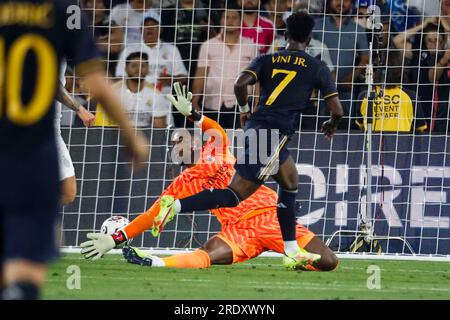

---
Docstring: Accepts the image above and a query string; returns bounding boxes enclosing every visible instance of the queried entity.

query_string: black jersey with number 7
[243,49,338,135]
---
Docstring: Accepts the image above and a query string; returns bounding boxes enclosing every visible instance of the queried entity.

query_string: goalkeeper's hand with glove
[80,230,128,260]
[166,82,201,121]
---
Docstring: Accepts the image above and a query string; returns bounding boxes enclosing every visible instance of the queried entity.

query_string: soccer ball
[101,216,131,247]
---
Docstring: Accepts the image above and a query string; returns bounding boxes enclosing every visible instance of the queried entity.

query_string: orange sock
[124,201,160,239]
[297,264,320,271]
[162,249,211,268]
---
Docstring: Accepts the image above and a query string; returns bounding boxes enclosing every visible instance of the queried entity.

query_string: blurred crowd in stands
[63,0,450,134]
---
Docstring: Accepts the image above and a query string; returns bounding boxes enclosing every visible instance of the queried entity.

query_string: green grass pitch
[43,253,450,300]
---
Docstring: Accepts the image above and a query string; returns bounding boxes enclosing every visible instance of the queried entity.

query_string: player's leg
[2,260,47,299]
[124,247,212,268]
[124,221,264,269]
[154,122,269,234]
[1,141,60,300]
[0,207,4,297]
[60,176,76,206]
[1,212,47,299]
[2,209,59,300]
[154,173,261,235]
[201,236,233,265]
[272,154,301,256]
[272,155,323,268]
[2,197,59,300]
[161,237,234,268]
[175,173,260,213]
[57,134,76,206]
[257,213,334,271]
[123,237,234,268]
[259,236,338,272]
[301,237,339,271]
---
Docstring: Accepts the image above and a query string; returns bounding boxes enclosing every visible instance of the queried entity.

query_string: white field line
[45,276,450,294]
[61,247,450,262]
[56,256,450,275]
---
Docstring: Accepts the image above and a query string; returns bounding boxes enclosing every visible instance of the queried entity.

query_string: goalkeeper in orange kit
[81,83,338,271]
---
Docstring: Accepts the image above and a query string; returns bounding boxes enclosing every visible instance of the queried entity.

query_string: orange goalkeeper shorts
[215,209,315,264]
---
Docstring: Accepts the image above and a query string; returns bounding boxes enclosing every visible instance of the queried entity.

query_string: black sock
[277,189,298,241]
[2,282,39,300]
[179,187,241,213]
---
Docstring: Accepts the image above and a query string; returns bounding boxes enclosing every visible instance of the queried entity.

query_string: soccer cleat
[122,246,153,266]
[283,248,321,270]
[151,195,177,237]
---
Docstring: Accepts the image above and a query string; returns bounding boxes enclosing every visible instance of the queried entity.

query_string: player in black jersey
[154,11,344,269]
[0,0,149,299]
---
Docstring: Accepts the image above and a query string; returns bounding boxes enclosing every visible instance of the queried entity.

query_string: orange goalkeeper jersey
[161,116,278,225]
[124,116,278,239]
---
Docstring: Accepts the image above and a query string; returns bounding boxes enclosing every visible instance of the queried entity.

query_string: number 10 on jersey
[0,35,57,126]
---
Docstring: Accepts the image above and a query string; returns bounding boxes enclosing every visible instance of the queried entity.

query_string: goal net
[60,0,450,260]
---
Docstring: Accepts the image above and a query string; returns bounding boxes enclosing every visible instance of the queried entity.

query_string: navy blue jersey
[244,49,338,135]
[0,0,102,149]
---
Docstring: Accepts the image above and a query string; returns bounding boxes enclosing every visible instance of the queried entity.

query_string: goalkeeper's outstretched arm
[79,69,150,261]
[167,82,229,147]
[81,158,209,260]
[81,82,230,260]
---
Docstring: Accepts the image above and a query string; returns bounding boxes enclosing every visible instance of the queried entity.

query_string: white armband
[195,115,205,127]
[238,103,250,113]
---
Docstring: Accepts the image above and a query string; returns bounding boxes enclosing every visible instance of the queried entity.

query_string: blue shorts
[0,137,60,265]
[234,120,291,185]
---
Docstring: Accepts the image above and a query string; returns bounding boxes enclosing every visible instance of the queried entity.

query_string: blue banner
[290,132,450,256]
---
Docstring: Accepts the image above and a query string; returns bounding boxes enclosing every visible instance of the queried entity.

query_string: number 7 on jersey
[265,69,297,106]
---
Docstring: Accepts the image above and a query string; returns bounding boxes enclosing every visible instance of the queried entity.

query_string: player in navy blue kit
[0,0,149,299]
[156,11,343,269]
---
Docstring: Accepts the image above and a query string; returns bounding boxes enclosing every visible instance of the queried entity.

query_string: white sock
[173,199,181,213]
[150,255,166,267]
[284,241,300,256]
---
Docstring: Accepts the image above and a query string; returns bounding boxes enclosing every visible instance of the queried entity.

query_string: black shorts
[234,120,291,185]
[0,137,60,265]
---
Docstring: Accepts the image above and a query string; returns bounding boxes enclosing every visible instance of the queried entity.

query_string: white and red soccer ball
[101,216,131,246]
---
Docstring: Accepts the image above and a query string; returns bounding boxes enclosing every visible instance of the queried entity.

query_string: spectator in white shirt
[111,0,160,45]
[115,51,169,128]
[192,5,259,129]
[116,14,188,88]
[116,14,187,126]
